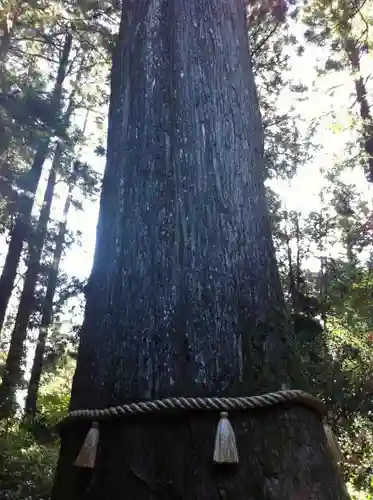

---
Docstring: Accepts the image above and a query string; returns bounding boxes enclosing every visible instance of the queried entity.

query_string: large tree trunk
[52,1,348,498]
[0,32,72,336]
[0,146,60,416]
[25,182,73,417]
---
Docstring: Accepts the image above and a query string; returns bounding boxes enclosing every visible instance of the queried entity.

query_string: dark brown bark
[0,32,72,337]
[25,182,73,417]
[53,1,348,498]
[0,145,60,416]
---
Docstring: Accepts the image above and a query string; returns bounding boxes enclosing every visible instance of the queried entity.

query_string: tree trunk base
[52,405,348,500]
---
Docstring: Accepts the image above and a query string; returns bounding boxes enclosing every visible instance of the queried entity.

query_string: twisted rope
[59,390,326,429]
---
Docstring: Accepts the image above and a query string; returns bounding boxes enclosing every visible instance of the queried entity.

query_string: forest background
[0,0,372,498]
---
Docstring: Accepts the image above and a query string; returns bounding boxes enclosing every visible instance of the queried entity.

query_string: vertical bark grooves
[72,0,293,409]
[25,183,73,417]
[0,32,72,336]
[53,1,349,498]
[0,147,60,415]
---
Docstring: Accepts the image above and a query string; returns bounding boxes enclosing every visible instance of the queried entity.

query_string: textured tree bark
[52,1,349,498]
[0,32,72,336]
[0,145,60,416]
[25,183,73,417]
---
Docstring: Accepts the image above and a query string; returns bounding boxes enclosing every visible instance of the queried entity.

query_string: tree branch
[251,22,280,57]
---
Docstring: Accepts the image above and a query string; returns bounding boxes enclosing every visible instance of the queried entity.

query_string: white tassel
[324,421,342,463]
[75,422,99,468]
[213,411,239,464]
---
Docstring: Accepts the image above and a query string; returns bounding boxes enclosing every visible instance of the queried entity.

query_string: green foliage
[348,482,373,500]
[0,422,58,500]
[249,0,312,180]
[301,0,373,181]
[37,356,75,426]
[272,176,373,495]
[0,357,74,499]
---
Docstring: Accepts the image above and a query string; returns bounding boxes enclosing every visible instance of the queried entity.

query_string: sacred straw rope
[59,389,326,427]
[65,390,341,468]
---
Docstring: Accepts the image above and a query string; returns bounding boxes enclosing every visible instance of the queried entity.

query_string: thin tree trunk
[0,17,11,77]
[286,235,297,309]
[53,1,348,498]
[336,0,373,182]
[0,33,72,337]
[25,182,73,417]
[26,108,87,417]
[295,214,301,292]
[0,0,26,80]
[0,145,61,416]
[285,214,301,312]
[344,37,373,182]
[345,233,355,264]
[317,212,328,329]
